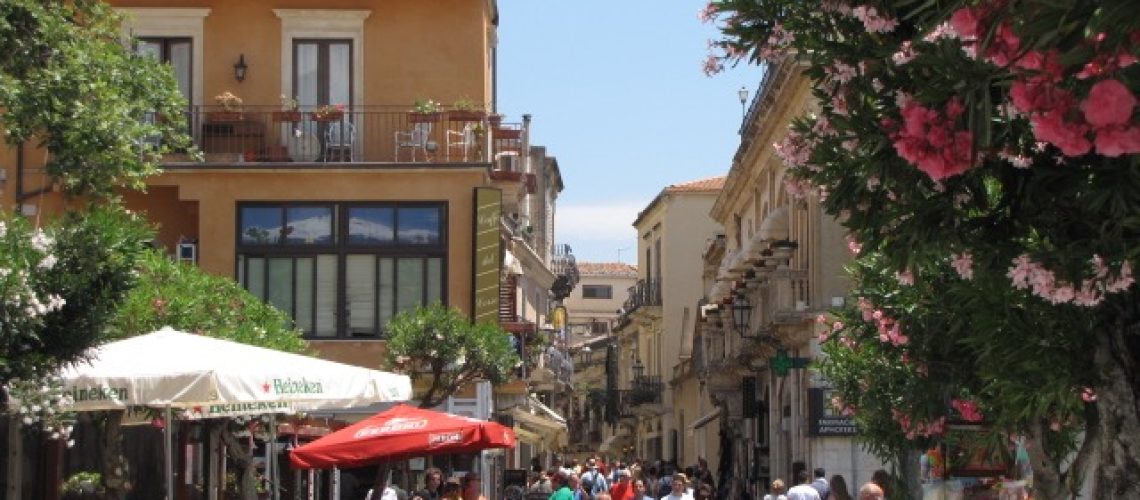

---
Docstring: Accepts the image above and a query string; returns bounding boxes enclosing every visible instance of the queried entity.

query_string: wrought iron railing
[628,375,664,406]
[156,105,525,165]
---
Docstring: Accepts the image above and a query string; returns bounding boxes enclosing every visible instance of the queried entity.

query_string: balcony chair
[323,120,356,162]
[446,123,477,161]
[394,122,434,162]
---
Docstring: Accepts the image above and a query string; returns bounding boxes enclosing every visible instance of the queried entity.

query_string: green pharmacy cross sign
[772,349,810,377]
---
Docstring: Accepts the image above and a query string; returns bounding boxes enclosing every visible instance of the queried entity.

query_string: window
[590,321,609,335]
[582,285,613,299]
[237,202,447,338]
[136,38,192,106]
[293,39,352,110]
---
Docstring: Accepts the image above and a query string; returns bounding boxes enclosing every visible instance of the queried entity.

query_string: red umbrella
[290,404,516,469]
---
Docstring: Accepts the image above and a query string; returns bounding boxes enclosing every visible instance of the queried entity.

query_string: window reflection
[398,207,441,245]
[285,206,334,245]
[241,207,282,245]
[348,207,395,244]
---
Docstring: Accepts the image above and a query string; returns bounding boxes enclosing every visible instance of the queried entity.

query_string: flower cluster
[888,97,975,181]
[858,297,909,346]
[950,5,1140,157]
[951,399,984,422]
[214,91,242,111]
[892,409,946,440]
[950,252,974,280]
[1007,254,1134,307]
[5,375,77,446]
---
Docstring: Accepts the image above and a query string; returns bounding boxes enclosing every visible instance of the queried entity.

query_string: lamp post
[738,86,749,123]
[732,291,752,336]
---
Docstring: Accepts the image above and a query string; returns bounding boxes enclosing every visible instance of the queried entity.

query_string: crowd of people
[518,456,896,500]
[354,458,894,500]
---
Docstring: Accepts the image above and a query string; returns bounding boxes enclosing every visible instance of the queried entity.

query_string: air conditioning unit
[177,242,198,264]
[497,153,519,172]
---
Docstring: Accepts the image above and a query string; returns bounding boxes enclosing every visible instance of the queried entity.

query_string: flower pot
[408,112,442,123]
[448,110,486,122]
[208,111,244,123]
[493,127,522,139]
[272,110,302,123]
[310,110,344,122]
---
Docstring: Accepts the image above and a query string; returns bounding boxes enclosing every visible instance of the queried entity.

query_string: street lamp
[732,291,752,336]
[738,86,749,121]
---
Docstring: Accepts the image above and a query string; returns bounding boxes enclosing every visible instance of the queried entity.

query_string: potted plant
[272,95,302,123]
[62,471,103,496]
[209,91,244,122]
[311,103,345,122]
[448,97,486,122]
[409,98,442,123]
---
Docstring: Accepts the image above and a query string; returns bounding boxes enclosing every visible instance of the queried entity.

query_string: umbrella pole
[269,415,279,500]
[164,405,174,500]
[331,467,339,500]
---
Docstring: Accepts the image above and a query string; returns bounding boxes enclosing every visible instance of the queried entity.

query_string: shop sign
[808,387,857,436]
[472,187,502,324]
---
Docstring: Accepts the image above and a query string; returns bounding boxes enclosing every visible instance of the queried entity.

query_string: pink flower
[952,399,984,422]
[951,252,974,280]
[847,237,863,255]
[1094,125,1140,157]
[1081,79,1137,128]
[948,6,982,39]
[832,321,844,332]
[1031,110,1092,156]
[1081,387,1097,402]
[697,3,718,23]
[816,314,829,324]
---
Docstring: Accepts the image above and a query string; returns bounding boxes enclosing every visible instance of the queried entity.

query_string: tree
[96,250,308,500]
[383,303,520,409]
[705,1,1139,497]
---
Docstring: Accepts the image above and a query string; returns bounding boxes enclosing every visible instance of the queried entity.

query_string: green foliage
[0,0,194,198]
[0,205,151,384]
[61,471,102,494]
[383,303,519,408]
[110,250,307,353]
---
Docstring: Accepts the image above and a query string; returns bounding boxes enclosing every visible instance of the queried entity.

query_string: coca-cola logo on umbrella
[353,417,428,439]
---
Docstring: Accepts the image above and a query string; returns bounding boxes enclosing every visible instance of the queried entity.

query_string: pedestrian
[461,472,487,500]
[568,473,585,500]
[870,470,891,499]
[581,458,609,499]
[660,473,693,500]
[786,470,821,500]
[609,469,636,500]
[857,483,883,500]
[441,480,462,500]
[694,459,716,494]
[829,475,852,500]
[634,479,654,500]
[810,468,830,500]
[417,467,444,500]
[550,471,575,500]
[763,479,787,500]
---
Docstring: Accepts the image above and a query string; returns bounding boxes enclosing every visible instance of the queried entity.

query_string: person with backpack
[580,458,609,499]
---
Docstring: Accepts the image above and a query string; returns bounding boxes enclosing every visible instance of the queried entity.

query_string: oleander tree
[703,1,1139,498]
[383,303,520,409]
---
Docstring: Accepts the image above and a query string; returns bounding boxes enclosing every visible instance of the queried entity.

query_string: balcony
[156,105,525,166]
[551,243,580,300]
[628,375,663,406]
[614,279,663,330]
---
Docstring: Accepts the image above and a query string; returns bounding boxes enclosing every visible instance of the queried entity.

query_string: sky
[496,1,760,266]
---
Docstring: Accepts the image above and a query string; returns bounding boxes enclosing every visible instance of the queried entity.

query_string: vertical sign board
[807,387,858,436]
[472,187,502,324]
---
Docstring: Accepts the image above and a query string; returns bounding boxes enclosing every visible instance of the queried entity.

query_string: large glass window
[237,202,446,338]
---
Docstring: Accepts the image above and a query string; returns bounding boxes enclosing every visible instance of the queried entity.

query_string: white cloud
[555,202,641,263]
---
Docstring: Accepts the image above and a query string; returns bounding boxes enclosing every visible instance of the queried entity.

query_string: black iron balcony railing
[155,105,525,165]
[628,375,663,406]
[605,389,635,422]
[620,279,662,318]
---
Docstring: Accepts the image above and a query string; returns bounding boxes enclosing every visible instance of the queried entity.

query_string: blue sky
[496,1,760,265]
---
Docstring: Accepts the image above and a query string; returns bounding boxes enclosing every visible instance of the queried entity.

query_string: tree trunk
[98,411,127,500]
[221,426,259,500]
[1090,318,1140,499]
[1024,421,1067,500]
[897,449,922,500]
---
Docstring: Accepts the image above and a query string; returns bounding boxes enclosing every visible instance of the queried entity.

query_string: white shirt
[787,484,822,500]
[364,487,398,500]
[660,493,694,500]
[763,495,787,500]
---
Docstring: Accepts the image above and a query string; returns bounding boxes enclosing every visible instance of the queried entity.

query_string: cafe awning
[511,396,567,449]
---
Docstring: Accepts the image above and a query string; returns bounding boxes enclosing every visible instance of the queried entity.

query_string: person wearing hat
[609,469,635,500]
[581,458,609,499]
[661,473,693,500]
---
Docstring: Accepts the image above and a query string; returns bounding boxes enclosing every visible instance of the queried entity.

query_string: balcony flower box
[311,110,344,123]
[493,127,522,139]
[447,110,486,122]
[207,111,244,123]
[408,112,442,123]
[271,110,303,123]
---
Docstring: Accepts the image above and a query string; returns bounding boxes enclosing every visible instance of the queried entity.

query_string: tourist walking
[828,475,852,500]
[786,471,821,500]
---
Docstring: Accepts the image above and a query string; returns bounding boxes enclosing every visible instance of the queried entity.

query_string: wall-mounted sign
[808,387,857,436]
[472,187,502,324]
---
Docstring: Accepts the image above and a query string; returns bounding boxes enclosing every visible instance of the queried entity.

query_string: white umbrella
[58,327,413,500]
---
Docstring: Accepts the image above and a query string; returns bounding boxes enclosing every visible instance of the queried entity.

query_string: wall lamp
[234,54,248,82]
